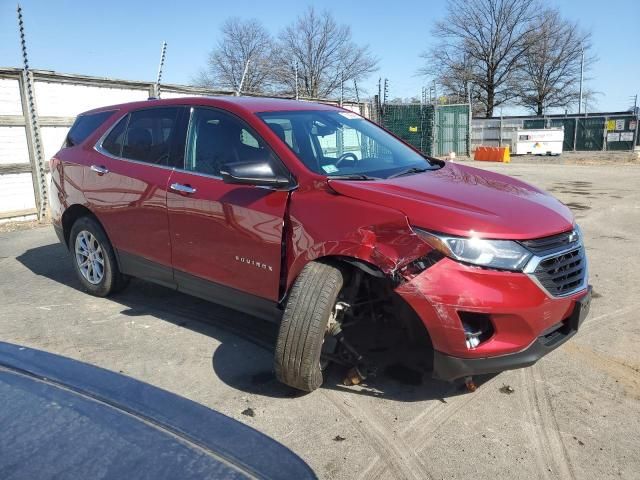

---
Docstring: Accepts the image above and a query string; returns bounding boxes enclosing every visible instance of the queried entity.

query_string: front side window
[259,110,438,179]
[184,108,279,176]
[101,107,181,166]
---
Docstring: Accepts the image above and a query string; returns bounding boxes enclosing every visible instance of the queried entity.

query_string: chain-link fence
[369,99,471,157]
[473,113,639,152]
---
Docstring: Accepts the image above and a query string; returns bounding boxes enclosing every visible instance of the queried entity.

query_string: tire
[69,216,129,297]
[274,262,344,392]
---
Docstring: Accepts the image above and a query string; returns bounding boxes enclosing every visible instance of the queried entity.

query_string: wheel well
[320,256,385,279]
[61,204,99,248]
[317,256,432,349]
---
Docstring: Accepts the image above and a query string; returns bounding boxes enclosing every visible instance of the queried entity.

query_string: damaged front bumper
[433,286,591,380]
[395,256,592,381]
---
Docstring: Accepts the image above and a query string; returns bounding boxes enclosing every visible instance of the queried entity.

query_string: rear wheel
[274,262,344,392]
[69,216,128,297]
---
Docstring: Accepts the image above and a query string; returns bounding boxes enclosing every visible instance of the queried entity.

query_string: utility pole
[237,58,250,96]
[294,61,299,100]
[467,80,472,157]
[432,80,437,106]
[383,78,389,106]
[154,41,167,98]
[340,70,344,107]
[578,47,584,114]
[632,94,639,151]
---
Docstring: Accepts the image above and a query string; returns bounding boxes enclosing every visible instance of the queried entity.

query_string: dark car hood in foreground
[329,162,574,240]
[0,342,315,480]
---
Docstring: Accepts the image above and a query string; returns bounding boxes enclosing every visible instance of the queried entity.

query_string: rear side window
[101,108,182,166]
[65,111,114,147]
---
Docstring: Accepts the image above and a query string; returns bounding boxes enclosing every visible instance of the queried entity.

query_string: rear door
[167,107,289,302]
[85,106,186,285]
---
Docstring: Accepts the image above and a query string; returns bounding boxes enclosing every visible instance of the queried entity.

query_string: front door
[167,107,289,303]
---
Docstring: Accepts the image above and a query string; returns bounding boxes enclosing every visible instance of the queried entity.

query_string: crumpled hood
[328,163,574,240]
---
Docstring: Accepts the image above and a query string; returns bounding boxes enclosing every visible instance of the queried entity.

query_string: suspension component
[464,376,477,392]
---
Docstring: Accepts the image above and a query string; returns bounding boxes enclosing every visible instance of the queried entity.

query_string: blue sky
[0,0,638,114]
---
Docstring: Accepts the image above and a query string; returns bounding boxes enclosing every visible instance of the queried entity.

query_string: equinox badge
[235,256,273,272]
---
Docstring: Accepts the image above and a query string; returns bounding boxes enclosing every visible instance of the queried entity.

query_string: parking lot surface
[1,162,639,479]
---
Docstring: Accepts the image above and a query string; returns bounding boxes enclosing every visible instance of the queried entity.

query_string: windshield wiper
[328,174,379,181]
[388,167,432,179]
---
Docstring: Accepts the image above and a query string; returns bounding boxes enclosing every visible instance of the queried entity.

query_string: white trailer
[512,128,564,155]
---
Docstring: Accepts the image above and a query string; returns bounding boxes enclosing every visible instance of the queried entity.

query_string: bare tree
[195,18,274,93]
[421,0,539,117]
[274,7,378,98]
[515,9,594,115]
[581,88,602,114]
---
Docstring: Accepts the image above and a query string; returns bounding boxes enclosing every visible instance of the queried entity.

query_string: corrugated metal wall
[0,68,366,222]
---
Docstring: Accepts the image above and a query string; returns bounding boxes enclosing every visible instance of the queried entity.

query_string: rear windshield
[65,111,114,147]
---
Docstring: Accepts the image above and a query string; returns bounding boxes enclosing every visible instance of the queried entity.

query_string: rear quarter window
[65,111,115,147]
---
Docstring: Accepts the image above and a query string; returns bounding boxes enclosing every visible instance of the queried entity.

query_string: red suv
[50,97,591,392]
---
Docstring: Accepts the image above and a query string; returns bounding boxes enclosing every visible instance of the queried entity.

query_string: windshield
[258,110,439,179]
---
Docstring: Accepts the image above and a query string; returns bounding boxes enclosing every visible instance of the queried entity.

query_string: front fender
[284,187,431,292]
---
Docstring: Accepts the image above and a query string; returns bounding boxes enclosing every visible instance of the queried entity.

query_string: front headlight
[414,229,532,271]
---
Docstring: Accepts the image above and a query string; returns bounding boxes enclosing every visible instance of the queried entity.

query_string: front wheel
[274,262,344,392]
[69,216,128,297]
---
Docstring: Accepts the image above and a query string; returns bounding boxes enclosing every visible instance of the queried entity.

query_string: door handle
[90,165,109,175]
[170,183,197,194]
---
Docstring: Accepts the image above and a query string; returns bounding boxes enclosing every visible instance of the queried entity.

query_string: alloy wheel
[75,230,105,285]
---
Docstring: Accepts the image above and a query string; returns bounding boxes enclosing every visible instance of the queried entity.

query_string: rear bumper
[53,223,66,248]
[432,285,591,380]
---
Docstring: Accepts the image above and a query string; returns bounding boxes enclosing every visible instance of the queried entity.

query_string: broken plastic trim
[395,250,445,283]
[458,312,494,349]
[338,257,386,278]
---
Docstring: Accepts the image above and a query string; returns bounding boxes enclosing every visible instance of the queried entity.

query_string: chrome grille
[532,247,586,296]
[520,230,579,255]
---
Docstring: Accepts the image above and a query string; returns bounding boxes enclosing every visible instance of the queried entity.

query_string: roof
[83,95,341,116]
[0,341,316,480]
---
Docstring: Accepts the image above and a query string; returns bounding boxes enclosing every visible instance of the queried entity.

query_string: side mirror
[220,161,291,188]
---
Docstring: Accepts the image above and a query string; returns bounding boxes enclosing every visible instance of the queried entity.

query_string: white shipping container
[512,128,564,155]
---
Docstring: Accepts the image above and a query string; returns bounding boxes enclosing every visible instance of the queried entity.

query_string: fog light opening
[459,312,494,350]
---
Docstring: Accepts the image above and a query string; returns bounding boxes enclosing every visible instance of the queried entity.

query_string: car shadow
[17,242,495,402]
